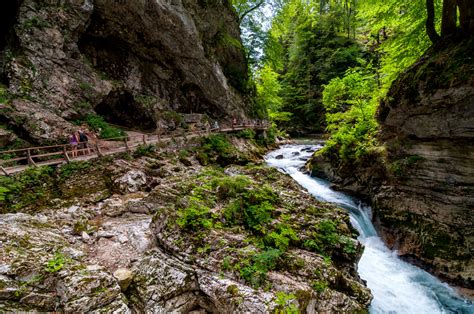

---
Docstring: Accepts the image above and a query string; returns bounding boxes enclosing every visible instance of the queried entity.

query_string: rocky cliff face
[309,37,473,290]
[375,37,474,289]
[0,136,372,312]
[0,0,251,144]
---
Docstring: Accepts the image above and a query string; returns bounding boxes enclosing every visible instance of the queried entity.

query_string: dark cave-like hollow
[0,0,22,83]
[95,90,156,132]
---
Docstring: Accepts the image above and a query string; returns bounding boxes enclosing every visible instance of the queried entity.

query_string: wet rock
[275,154,284,159]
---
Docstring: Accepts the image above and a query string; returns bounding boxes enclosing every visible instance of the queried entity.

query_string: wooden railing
[0,122,269,175]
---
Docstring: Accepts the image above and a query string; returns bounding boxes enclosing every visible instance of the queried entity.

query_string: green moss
[226,284,240,296]
[311,280,328,293]
[59,161,92,180]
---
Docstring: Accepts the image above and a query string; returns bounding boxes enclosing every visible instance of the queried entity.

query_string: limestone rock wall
[0,0,251,143]
[375,37,474,288]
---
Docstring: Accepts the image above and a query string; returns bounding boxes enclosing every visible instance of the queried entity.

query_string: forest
[237,0,472,165]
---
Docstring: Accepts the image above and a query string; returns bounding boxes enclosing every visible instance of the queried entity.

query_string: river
[265,143,474,314]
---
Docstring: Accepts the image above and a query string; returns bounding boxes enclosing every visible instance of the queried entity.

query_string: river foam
[265,144,473,314]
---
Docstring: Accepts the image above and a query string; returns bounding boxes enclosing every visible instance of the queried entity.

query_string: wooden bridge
[0,122,269,176]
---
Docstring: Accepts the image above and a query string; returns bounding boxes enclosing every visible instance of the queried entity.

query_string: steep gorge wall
[0,0,251,144]
[375,37,474,288]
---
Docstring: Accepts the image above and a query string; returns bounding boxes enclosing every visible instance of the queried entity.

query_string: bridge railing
[0,121,269,175]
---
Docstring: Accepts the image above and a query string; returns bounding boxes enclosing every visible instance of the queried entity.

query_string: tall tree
[441,0,458,36]
[426,0,441,43]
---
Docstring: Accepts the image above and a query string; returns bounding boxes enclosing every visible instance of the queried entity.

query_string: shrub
[177,198,213,231]
[264,224,299,251]
[240,248,282,288]
[274,291,299,314]
[133,144,156,158]
[196,134,239,165]
[243,201,274,232]
[0,166,55,212]
[237,128,256,139]
[213,175,251,199]
[85,114,125,139]
[311,280,328,293]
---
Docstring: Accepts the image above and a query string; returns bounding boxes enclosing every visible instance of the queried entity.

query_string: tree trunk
[457,0,474,35]
[426,0,440,43]
[441,0,458,36]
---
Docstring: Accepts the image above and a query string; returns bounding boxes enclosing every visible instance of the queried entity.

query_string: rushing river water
[265,143,474,314]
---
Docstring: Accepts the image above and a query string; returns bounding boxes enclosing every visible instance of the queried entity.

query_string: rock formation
[375,37,474,289]
[0,136,372,312]
[0,0,251,144]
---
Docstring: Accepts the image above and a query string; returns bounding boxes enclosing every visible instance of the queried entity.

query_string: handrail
[0,122,269,175]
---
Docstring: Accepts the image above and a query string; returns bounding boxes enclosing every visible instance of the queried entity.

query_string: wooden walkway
[0,123,268,176]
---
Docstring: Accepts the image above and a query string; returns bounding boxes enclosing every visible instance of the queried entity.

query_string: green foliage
[177,198,213,231]
[274,291,299,314]
[45,252,67,273]
[58,161,91,180]
[134,94,156,108]
[0,85,12,103]
[85,114,125,139]
[222,256,232,271]
[239,248,282,288]
[197,134,242,166]
[133,144,156,158]
[236,128,256,139]
[311,280,328,293]
[319,66,379,163]
[264,224,299,251]
[0,166,55,212]
[303,219,349,255]
[21,16,50,31]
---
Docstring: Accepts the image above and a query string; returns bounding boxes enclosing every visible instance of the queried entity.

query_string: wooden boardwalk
[0,124,268,176]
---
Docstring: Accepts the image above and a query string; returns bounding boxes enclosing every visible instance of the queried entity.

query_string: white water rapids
[265,143,474,314]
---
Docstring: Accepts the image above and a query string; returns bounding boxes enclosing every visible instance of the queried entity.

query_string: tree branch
[238,0,265,24]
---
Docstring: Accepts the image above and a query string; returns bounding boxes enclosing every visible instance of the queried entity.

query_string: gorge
[1,0,473,312]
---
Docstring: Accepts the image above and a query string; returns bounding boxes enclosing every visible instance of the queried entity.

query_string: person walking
[69,132,79,158]
[78,130,90,155]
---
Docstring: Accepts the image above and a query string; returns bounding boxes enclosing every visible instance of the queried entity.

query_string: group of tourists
[68,129,96,158]
[231,118,266,127]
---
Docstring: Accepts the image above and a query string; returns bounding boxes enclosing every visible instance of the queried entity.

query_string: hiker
[69,132,79,158]
[78,130,90,155]
[232,117,237,128]
[213,121,219,130]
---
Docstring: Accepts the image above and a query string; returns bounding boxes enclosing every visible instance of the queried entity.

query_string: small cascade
[265,144,474,314]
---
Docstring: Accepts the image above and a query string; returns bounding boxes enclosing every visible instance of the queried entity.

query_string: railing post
[63,145,71,163]
[0,166,9,176]
[96,141,103,157]
[27,148,36,167]
[124,137,130,152]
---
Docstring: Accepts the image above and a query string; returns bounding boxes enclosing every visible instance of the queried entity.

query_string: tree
[427,0,474,41]
[426,0,440,43]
